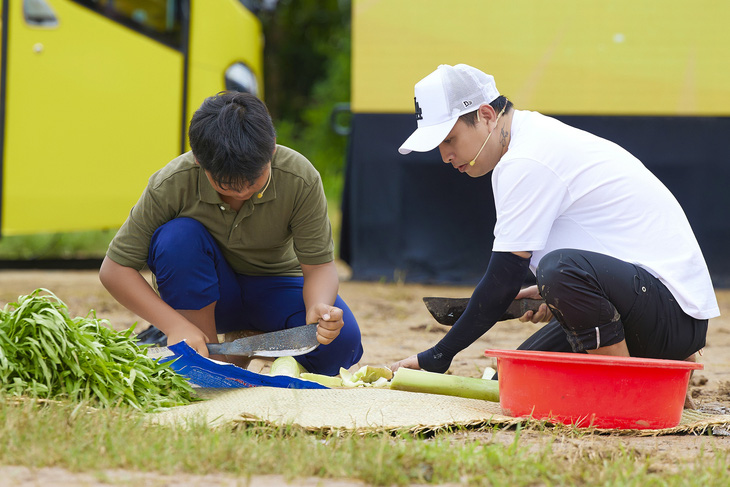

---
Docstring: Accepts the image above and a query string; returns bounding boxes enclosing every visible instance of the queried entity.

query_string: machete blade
[422,297,545,326]
[206,323,319,357]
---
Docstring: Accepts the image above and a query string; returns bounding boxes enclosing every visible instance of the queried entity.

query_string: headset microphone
[468,103,508,166]
[469,132,491,166]
[257,169,272,198]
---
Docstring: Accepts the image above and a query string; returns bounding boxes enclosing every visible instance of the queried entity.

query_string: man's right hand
[515,285,553,323]
[390,355,420,373]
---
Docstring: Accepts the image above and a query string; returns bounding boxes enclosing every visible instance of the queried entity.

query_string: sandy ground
[1,268,729,485]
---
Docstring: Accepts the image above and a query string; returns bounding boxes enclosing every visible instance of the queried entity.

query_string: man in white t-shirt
[392,64,719,378]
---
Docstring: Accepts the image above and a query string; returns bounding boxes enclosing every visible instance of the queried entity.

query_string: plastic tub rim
[484,349,704,370]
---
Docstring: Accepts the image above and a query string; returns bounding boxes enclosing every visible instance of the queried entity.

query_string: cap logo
[414,97,423,120]
[463,100,472,108]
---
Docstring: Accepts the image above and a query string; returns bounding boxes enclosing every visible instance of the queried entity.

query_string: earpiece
[470,110,482,165]
[258,169,272,198]
[468,102,508,167]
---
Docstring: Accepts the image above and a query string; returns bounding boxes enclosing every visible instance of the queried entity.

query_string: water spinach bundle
[0,289,196,411]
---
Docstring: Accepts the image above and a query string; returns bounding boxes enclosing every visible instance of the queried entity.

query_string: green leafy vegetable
[0,289,196,411]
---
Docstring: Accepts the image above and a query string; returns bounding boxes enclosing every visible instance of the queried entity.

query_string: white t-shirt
[492,110,720,320]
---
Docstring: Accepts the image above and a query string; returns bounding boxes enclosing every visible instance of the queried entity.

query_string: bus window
[23,0,60,27]
[70,0,183,48]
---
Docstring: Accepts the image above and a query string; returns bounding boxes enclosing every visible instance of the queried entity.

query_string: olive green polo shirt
[106,145,334,276]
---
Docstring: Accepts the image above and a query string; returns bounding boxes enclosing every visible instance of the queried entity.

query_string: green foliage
[0,289,196,411]
[261,0,352,203]
[0,229,116,260]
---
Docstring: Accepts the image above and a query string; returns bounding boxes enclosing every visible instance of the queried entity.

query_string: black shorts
[517,249,708,360]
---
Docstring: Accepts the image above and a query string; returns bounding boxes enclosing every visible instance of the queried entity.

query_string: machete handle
[503,298,546,321]
[205,342,227,355]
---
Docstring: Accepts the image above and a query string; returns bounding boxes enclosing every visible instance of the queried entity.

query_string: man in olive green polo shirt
[99,91,363,376]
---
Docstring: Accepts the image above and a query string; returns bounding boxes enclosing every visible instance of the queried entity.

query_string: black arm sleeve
[417,251,531,373]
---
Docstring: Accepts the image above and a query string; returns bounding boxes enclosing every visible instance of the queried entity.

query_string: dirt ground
[1,268,729,485]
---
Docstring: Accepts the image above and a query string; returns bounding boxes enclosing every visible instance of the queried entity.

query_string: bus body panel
[343,0,730,286]
[0,0,264,236]
[2,0,183,235]
[185,0,263,147]
[352,0,730,116]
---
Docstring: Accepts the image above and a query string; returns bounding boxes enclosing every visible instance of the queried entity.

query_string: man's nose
[439,148,452,164]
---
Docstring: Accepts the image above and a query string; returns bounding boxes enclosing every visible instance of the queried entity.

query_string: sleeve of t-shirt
[289,175,335,265]
[106,179,179,271]
[491,158,572,253]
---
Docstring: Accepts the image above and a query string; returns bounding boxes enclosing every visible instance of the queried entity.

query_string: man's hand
[99,257,218,358]
[308,303,344,345]
[515,285,553,323]
[390,354,420,372]
[165,322,212,357]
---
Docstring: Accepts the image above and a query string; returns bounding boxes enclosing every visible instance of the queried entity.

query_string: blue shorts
[147,217,363,375]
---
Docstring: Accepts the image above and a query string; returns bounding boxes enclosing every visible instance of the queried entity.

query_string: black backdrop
[341,113,730,287]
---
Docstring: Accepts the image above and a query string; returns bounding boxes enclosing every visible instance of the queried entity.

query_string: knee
[334,301,362,348]
[535,249,587,305]
[148,218,214,267]
[151,218,206,247]
[318,303,363,373]
[535,250,568,289]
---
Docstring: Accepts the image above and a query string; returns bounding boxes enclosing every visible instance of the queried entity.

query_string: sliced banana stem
[269,356,307,378]
[390,368,499,402]
[300,373,343,388]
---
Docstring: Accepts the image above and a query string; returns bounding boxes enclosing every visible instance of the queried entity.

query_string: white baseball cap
[398,64,500,155]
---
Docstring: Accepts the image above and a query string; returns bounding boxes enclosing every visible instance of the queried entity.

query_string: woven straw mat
[148,387,730,436]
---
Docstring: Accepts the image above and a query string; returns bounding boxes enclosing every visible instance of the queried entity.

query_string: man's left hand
[309,304,344,345]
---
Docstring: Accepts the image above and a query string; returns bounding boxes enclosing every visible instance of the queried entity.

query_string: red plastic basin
[485,349,703,429]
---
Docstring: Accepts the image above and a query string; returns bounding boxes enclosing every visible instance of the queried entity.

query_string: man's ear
[478,103,497,123]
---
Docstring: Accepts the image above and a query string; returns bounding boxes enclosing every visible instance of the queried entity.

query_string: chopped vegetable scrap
[271,360,499,402]
[299,372,344,388]
[339,365,393,388]
[269,356,308,378]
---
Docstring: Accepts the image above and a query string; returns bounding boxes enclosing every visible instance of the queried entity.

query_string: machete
[422,297,545,326]
[204,323,319,357]
[146,324,319,358]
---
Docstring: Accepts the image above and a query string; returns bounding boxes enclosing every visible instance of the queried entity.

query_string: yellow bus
[0,0,263,237]
[342,0,730,285]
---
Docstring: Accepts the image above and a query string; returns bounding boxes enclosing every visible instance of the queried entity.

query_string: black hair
[459,95,513,127]
[188,91,276,191]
